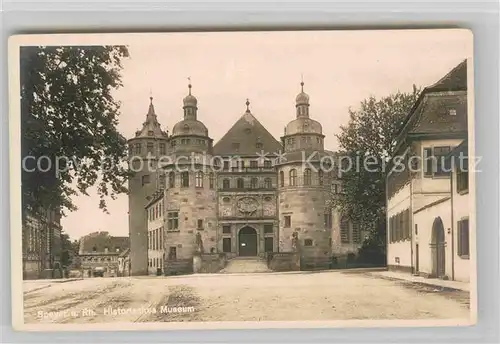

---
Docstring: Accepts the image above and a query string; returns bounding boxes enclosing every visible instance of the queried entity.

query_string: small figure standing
[195,232,204,254]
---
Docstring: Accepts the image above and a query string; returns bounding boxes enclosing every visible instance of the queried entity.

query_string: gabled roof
[213,111,282,156]
[393,59,468,152]
[426,59,467,92]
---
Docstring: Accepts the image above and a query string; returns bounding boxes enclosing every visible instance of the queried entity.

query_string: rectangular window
[434,146,451,176]
[159,143,166,155]
[457,218,470,258]
[167,212,179,231]
[232,142,240,151]
[222,225,231,234]
[284,215,291,228]
[264,160,272,168]
[142,175,150,186]
[223,238,232,253]
[223,161,229,170]
[304,239,313,247]
[264,237,274,252]
[197,219,203,230]
[264,224,274,234]
[332,184,339,194]
[423,147,433,177]
[135,143,142,154]
[147,142,154,154]
[209,173,215,189]
[195,172,203,188]
[456,158,469,193]
[159,227,163,250]
[181,172,189,187]
[324,212,332,229]
[250,160,258,168]
[352,222,361,243]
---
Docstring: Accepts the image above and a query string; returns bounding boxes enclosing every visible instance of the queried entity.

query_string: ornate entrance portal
[238,226,258,256]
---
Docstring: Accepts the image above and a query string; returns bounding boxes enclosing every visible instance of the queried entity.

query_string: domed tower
[277,81,332,269]
[128,97,169,276]
[162,82,217,271]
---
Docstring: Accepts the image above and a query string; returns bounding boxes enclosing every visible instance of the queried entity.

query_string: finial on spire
[188,76,192,95]
[246,98,250,112]
[300,73,304,92]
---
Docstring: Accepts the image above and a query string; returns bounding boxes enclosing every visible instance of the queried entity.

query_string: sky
[59,29,472,240]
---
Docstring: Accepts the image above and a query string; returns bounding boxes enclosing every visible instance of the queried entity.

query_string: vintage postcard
[9,29,476,331]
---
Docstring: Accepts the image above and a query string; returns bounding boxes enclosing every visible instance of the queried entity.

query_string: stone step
[220,257,271,274]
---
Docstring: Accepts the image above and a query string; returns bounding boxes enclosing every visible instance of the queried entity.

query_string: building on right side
[386,59,472,282]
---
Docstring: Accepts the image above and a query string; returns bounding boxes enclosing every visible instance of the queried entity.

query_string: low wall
[193,253,227,273]
[164,259,193,276]
[266,252,300,272]
[301,256,332,271]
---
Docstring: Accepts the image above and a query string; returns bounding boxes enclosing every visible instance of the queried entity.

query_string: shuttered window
[457,218,470,258]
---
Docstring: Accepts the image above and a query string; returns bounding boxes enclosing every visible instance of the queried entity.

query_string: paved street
[23,271,470,324]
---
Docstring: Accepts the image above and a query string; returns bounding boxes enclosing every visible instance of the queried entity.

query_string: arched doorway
[238,226,258,256]
[431,217,446,278]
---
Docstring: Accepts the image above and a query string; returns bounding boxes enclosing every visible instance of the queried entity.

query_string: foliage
[333,86,421,246]
[60,232,79,268]
[20,46,130,217]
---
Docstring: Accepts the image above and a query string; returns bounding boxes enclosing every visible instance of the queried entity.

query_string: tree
[333,87,421,250]
[60,232,74,268]
[20,46,130,217]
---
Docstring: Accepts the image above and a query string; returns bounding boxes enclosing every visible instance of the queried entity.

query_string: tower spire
[188,76,192,95]
[147,94,155,116]
[245,98,250,112]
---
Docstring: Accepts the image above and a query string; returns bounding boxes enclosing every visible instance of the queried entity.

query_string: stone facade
[22,208,63,280]
[386,60,471,282]
[78,231,129,278]
[128,82,365,275]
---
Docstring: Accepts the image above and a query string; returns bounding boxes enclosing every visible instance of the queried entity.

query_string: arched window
[222,178,230,189]
[168,172,175,188]
[237,178,244,189]
[340,216,350,244]
[303,168,312,185]
[181,172,189,187]
[250,177,258,189]
[195,171,204,188]
[264,178,272,189]
[289,169,297,186]
[280,171,285,187]
[318,169,324,185]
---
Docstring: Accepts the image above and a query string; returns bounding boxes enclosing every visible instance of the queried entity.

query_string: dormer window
[232,142,240,151]
[148,130,154,136]
[256,142,263,149]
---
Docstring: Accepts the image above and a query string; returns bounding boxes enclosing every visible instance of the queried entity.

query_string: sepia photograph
[9,29,475,331]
